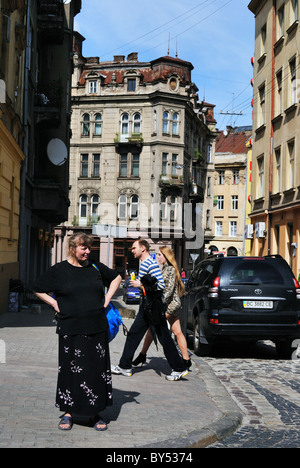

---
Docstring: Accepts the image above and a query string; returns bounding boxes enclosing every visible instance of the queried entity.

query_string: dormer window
[169,75,179,92]
[128,78,136,92]
[89,80,97,94]
[124,70,141,92]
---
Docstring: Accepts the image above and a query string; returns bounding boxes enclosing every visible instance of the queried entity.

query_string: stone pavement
[0,304,243,449]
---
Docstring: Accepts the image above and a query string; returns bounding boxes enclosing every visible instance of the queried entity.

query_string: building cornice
[248,0,268,15]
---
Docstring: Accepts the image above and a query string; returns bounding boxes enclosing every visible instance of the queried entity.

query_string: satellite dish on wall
[47,138,68,166]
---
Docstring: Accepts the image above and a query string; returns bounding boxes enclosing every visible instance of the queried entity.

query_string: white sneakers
[165,370,189,381]
[111,365,189,381]
[111,365,132,377]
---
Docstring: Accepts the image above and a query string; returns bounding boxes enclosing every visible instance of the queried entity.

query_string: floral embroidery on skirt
[56,332,113,416]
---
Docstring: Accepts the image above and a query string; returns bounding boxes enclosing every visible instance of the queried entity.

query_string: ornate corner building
[53,37,217,277]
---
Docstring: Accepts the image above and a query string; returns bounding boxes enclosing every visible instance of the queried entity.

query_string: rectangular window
[171,154,178,177]
[92,153,100,177]
[289,57,296,106]
[259,84,265,126]
[162,153,168,175]
[276,69,282,115]
[207,145,212,163]
[120,154,128,177]
[218,170,225,185]
[131,154,140,177]
[215,221,223,236]
[261,24,267,56]
[292,0,299,22]
[232,170,239,184]
[257,156,264,198]
[288,139,295,189]
[231,195,238,210]
[229,221,237,237]
[163,112,169,134]
[207,177,211,196]
[274,147,281,193]
[89,81,97,94]
[128,79,136,92]
[278,5,285,39]
[80,154,89,177]
[217,195,224,210]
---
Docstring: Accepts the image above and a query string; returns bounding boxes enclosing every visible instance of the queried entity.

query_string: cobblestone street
[201,341,300,448]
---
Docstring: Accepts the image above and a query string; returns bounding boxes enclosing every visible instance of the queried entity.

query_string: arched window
[94,113,102,136]
[82,114,90,136]
[121,113,129,141]
[91,194,99,222]
[118,194,127,219]
[79,194,88,225]
[172,112,179,135]
[130,195,139,219]
[163,111,169,134]
[227,246,238,257]
[133,113,141,134]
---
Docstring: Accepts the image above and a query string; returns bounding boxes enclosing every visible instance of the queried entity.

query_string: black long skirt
[56,332,113,417]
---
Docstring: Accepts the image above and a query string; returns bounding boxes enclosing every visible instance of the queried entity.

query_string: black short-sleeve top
[32,260,119,336]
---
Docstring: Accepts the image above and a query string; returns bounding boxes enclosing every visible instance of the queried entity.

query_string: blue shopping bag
[105,302,127,342]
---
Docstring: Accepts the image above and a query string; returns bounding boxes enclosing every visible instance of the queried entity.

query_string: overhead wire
[98,0,217,59]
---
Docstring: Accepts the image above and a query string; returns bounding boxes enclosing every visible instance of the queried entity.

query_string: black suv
[181,255,300,358]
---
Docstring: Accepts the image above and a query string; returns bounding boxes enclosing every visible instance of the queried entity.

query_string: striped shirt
[138,256,165,291]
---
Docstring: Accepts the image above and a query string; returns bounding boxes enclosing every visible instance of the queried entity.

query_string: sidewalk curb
[140,359,244,448]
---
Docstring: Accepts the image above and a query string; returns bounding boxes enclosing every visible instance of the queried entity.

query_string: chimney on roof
[127,52,138,61]
[114,55,125,63]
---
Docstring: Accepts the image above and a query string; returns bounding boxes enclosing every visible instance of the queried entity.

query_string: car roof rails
[264,254,283,259]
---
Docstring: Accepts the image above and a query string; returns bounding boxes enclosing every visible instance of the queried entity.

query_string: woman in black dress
[33,232,122,431]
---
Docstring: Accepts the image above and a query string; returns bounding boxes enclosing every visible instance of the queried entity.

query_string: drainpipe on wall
[19,0,31,283]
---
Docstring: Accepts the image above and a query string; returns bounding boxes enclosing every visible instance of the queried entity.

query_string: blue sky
[75,0,255,130]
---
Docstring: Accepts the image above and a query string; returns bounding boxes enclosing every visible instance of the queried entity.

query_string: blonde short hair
[68,232,94,254]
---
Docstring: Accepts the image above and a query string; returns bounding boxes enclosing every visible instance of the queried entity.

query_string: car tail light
[208,276,220,298]
[293,278,300,299]
[209,318,219,324]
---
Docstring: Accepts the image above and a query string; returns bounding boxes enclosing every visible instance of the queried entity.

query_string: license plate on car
[243,300,273,309]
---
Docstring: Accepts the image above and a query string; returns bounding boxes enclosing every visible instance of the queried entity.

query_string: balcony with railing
[32,178,69,224]
[34,79,63,125]
[37,0,64,44]
[159,174,184,190]
[114,132,144,149]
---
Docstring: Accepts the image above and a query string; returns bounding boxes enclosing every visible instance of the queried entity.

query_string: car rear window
[228,260,285,285]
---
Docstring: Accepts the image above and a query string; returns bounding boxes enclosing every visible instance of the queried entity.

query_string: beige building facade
[248,0,300,277]
[208,127,251,256]
[53,39,217,277]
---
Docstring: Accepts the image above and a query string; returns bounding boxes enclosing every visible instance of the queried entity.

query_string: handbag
[92,263,128,342]
[105,301,128,343]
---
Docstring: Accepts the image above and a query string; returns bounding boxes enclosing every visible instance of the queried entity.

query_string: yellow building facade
[249,0,300,278]
[0,114,25,313]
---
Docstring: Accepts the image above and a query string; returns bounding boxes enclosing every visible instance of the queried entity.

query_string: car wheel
[275,339,294,359]
[193,313,213,357]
